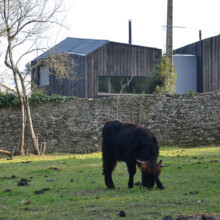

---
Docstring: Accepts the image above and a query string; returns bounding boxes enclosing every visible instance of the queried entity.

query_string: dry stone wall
[0,91,220,154]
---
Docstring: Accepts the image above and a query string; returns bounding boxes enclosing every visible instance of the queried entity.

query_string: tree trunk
[24,96,40,155]
[19,98,25,156]
[18,74,40,155]
[2,0,65,156]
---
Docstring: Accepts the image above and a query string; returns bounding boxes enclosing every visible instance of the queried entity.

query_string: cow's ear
[158,160,168,167]
[136,160,149,172]
[139,162,148,172]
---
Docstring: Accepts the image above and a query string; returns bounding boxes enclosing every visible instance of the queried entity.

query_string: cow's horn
[136,159,146,164]
[161,164,168,167]
[158,160,168,167]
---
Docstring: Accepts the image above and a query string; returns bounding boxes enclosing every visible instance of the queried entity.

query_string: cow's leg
[156,177,164,189]
[126,161,136,188]
[103,157,117,189]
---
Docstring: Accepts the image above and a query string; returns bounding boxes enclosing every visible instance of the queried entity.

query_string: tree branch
[0,149,12,157]
[0,82,17,94]
[116,75,134,120]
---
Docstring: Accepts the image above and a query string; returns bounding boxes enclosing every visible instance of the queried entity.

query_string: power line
[162,25,186,29]
[162,25,220,34]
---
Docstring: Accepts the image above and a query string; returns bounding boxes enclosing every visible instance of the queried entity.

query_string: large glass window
[98,76,149,94]
[98,77,109,93]
[110,77,130,93]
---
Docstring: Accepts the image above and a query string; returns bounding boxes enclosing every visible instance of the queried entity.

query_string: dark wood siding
[49,54,85,97]
[103,42,161,77]
[32,54,85,98]
[174,35,220,93]
[84,42,162,98]
[203,36,220,92]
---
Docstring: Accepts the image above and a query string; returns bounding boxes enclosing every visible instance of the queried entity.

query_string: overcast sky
[1,0,220,74]
[62,0,220,52]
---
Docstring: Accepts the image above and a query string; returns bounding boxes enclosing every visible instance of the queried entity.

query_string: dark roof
[174,34,220,51]
[35,37,109,60]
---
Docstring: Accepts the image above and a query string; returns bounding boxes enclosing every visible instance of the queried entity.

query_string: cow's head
[136,159,164,189]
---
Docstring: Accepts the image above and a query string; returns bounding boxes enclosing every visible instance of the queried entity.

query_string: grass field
[0,146,220,220]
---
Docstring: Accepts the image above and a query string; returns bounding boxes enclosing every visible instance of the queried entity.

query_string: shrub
[0,90,77,108]
[0,92,20,107]
[147,56,177,94]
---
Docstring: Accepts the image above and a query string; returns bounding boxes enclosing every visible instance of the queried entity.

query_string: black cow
[102,120,164,190]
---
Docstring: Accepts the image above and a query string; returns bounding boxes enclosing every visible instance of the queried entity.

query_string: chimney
[199,30,202,41]
[128,20,132,44]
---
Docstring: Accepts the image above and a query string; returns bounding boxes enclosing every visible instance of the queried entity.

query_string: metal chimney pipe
[128,20,132,44]
[199,30,202,41]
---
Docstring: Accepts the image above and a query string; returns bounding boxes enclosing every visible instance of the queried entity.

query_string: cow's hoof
[119,211,126,217]
[159,186,165,190]
[144,187,152,190]
[135,182,142,186]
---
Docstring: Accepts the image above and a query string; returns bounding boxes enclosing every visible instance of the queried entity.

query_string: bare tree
[0,0,67,155]
[116,75,134,120]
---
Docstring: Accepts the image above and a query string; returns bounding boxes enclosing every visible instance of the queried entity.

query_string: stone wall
[0,91,220,154]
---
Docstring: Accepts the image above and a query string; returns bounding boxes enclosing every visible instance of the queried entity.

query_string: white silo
[173,54,197,94]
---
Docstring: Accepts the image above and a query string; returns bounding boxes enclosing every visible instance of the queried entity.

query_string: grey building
[174,35,220,93]
[32,37,162,98]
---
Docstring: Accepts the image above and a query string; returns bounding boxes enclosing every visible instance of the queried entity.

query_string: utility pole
[166,0,173,67]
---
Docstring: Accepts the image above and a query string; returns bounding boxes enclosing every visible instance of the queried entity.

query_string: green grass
[0,146,220,220]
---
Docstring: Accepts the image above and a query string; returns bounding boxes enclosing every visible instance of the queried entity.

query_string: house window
[40,66,49,86]
[98,76,149,94]
[110,77,125,93]
[98,77,109,93]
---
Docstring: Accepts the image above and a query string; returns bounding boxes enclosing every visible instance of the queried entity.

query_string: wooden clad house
[174,35,220,93]
[31,37,162,98]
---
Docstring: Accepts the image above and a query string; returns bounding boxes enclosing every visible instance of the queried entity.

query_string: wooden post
[166,0,173,67]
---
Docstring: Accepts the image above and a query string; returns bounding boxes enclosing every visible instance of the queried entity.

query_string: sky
[61,0,220,53]
[1,0,220,76]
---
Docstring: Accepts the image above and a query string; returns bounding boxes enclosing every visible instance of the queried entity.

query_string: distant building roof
[35,37,109,60]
